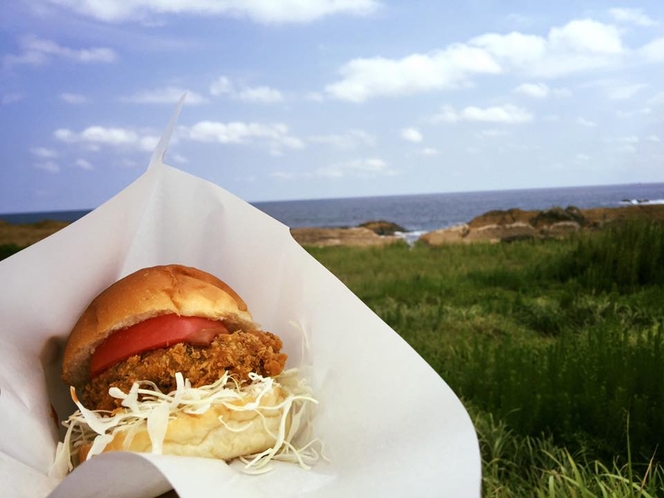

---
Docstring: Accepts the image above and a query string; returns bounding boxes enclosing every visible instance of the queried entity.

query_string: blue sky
[1,1,663,213]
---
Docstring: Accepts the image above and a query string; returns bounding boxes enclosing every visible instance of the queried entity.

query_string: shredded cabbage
[49,368,322,479]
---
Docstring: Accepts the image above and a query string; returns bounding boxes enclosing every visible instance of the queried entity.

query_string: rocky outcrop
[530,206,586,228]
[464,222,537,243]
[419,224,470,245]
[419,204,664,246]
[290,226,400,247]
[358,220,406,236]
[467,208,534,229]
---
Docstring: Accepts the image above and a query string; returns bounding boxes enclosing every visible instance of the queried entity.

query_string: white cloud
[609,8,658,27]
[513,82,550,98]
[75,158,93,170]
[548,19,624,55]
[419,147,438,156]
[54,126,158,151]
[606,83,648,100]
[236,86,284,103]
[401,127,423,143]
[470,32,546,67]
[616,136,640,144]
[324,45,502,102]
[210,76,284,104]
[577,117,597,127]
[184,121,304,154]
[56,126,136,145]
[576,154,591,161]
[429,105,460,123]
[325,17,636,102]
[1,92,25,104]
[120,87,208,105]
[4,35,116,68]
[34,161,60,173]
[315,158,394,178]
[170,153,189,164]
[210,76,233,96]
[44,0,381,23]
[30,147,58,158]
[480,129,510,137]
[270,171,296,180]
[308,129,376,149]
[617,144,637,154]
[139,135,159,151]
[60,92,89,104]
[616,107,652,118]
[639,37,664,62]
[648,92,664,105]
[304,91,324,102]
[471,19,625,78]
[552,87,573,98]
[607,135,661,145]
[506,13,535,28]
[431,104,533,124]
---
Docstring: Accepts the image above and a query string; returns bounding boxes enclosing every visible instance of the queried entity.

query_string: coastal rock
[419,204,664,246]
[467,208,534,229]
[289,227,400,247]
[358,220,406,236]
[464,222,537,243]
[419,224,470,245]
[530,206,586,228]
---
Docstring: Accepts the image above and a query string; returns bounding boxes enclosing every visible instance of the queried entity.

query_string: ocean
[2,183,664,242]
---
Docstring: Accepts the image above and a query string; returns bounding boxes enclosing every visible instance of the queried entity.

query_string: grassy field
[307,221,664,497]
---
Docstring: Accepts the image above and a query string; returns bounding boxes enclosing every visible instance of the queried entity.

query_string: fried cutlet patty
[82,329,287,411]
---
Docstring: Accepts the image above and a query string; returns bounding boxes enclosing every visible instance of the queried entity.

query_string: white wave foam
[395,230,427,246]
[620,199,664,205]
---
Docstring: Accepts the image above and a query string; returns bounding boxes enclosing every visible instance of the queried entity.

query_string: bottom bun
[51,369,319,479]
[80,385,288,462]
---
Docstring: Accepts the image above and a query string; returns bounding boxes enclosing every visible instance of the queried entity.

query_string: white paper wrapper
[0,100,481,497]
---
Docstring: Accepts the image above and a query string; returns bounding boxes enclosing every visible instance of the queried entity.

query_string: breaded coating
[81,330,287,411]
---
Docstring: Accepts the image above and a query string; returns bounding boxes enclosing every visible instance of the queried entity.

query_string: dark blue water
[2,183,663,237]
[254,183,664,235]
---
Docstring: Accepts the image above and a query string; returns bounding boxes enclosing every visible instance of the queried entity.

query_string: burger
[52,264,318,475]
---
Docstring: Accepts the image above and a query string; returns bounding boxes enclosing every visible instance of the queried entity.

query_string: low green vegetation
[0,243,23,261]
[307,220,664,497]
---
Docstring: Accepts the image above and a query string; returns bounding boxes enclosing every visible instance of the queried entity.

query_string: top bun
[62,264,253,387]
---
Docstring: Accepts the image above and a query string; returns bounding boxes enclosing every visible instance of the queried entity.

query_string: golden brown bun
[79,385,287,463]
[62,264,254,387]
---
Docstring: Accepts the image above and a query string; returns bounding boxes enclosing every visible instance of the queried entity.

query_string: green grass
[307,221,664,496]
[548,220,664,292]
[0,243,23,261]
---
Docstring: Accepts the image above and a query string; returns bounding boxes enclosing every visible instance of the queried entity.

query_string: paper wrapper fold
[0,104,481,497]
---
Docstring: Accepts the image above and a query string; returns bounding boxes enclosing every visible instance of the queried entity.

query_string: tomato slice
[90,314,229,378]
